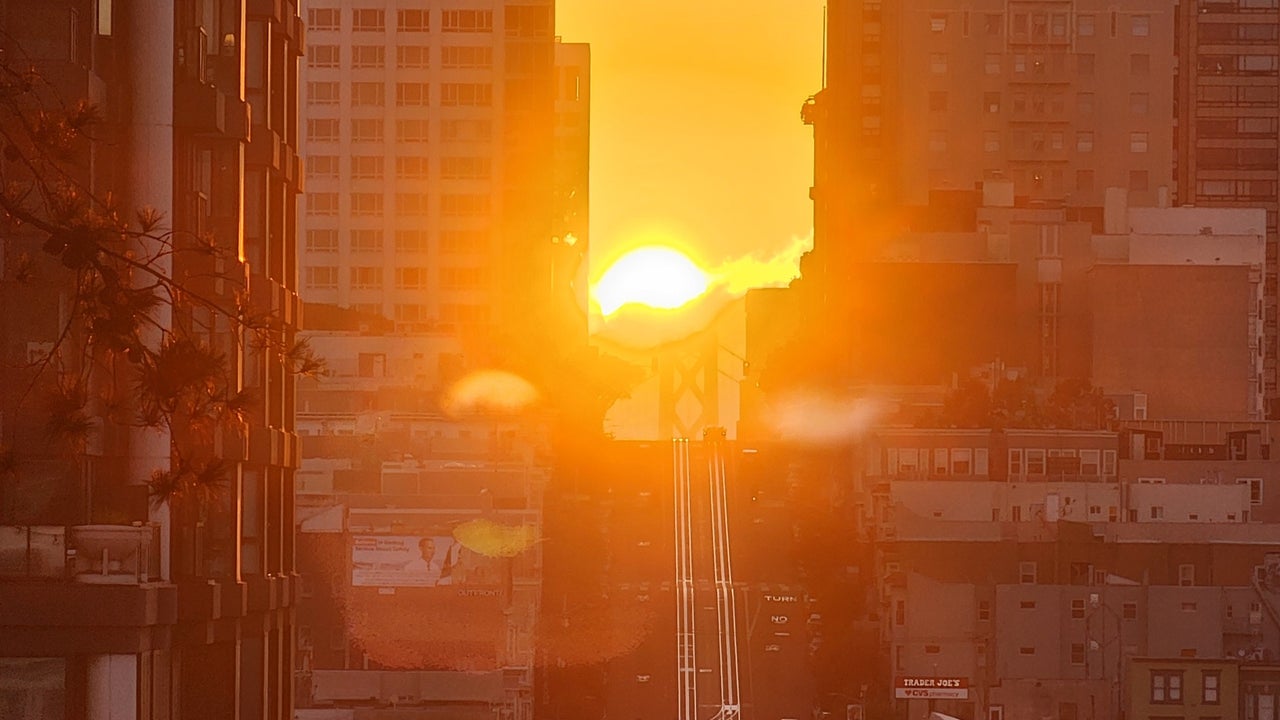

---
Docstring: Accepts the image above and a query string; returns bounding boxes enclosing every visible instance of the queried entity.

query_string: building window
[396,8,429,32]
[924,644,941,655]
[350,8,384,31]
[306,155,339,179]
[396,82,430,106]
[440,229,488,254]
[985,14,1002,34]
[1130,92,1150,114]
[1239,478,1263,505]
[351,82,386,107]
[396,156,429,179]
[307,118,339,143]
[1026,449,1046,475]
[1009,448,1023,477]
[351,119,384,143]
[308,8,340,31]
[442,45,493,69]
[441,194,491,216]
[895,599,906,625]
[1151,671,1183,703]
[1019,646,1036,656]
[985,54,1001,75]
[393,304,427,323]
[1076,132,1094,153]
[989,706,1004,720]
[395,267,429,289]
[1020,599,1037,609]
[304,266,338,289]
[442,118,492,142]
[1179,565,1195,587]
[929,91,948,112]
[930,14,947,31]
[1203,671,1220,704]
[305,229,338,253]
[1077,14,1094,36]
[1080,450,1100,476]
[396,45,429,69]
[1070,643,1085,665]
[308,45,339,69]
[929,131,947,153]
[1078,54,1095,75]
[352,45,385,69]
[1151,505,1165,520]
[349,266,383,289]
[978,600,991,621]
[1019,561,1038,584]
[395,230,428,252]
[350,230,383,253]
[1130,132,1149,153]
[930,53,948,73]
[984,92,1001,113]
[352,9,384,32]
[1123,602,1137,619]
[350,156,383,180]
[349,193,383,216]
[307,81,339,105]
[1071,599,1086,619]
[306,192,338,216]
[442,9,493,32]
[441,156,492,180]
[441,83,493,107]
[397,119,429,143]
[1131,15,1150,37]
[395,193,429,216]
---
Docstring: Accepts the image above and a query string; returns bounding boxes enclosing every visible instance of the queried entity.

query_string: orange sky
[555,1,825,275]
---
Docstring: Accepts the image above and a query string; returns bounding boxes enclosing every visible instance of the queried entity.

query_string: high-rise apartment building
[810,0,1174,265]
[298,0,576,366]
[1175,0,1280,408]
[807,0,1280,413]
[0,1,303,719]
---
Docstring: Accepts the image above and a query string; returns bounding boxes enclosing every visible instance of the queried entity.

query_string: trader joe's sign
[894,677,970,699]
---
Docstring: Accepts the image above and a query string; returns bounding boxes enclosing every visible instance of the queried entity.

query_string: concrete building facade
[0,1,304,718]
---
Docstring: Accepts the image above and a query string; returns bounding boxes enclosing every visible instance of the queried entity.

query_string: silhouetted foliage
[0,47,321,517]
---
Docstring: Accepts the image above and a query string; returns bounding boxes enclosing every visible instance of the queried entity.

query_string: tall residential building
[809,0,1174,266]
[0,1,303,719]
[298,0,577,366]
[1175,0,1280,410]
[806,0,1280,413]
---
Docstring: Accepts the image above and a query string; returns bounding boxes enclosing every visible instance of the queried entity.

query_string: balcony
[0,524,160,584]
[69,524,158,584]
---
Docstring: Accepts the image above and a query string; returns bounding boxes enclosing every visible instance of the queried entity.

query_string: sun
[593,246,710,316]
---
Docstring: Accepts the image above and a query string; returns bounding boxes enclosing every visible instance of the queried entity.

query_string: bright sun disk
[594,246,709,316]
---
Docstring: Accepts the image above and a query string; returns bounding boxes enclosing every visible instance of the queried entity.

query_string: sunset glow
[593,246,710,316]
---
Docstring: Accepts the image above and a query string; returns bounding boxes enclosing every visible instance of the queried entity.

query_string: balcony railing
[0,524,161,584]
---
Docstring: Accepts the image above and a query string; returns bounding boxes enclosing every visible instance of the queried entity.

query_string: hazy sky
[555,1,825,275]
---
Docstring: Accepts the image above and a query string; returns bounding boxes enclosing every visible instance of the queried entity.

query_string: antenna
[821,4,828,88]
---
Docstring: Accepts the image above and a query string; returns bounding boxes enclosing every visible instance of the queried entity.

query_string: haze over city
[1,2,1279,720]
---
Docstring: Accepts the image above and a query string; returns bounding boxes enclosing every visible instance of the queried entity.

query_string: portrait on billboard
[351,535,467,587]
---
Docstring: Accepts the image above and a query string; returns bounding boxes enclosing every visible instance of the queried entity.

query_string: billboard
[893,677,969,700]
[351,535,465,587]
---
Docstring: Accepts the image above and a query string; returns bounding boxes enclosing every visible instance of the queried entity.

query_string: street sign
[893,677,970,700]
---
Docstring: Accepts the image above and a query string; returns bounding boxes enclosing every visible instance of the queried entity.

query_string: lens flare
[441,370,540,418]
[594,246,710,316]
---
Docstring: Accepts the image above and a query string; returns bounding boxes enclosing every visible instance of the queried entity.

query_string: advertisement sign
[893,677,970,700]
[352,535,462,587]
